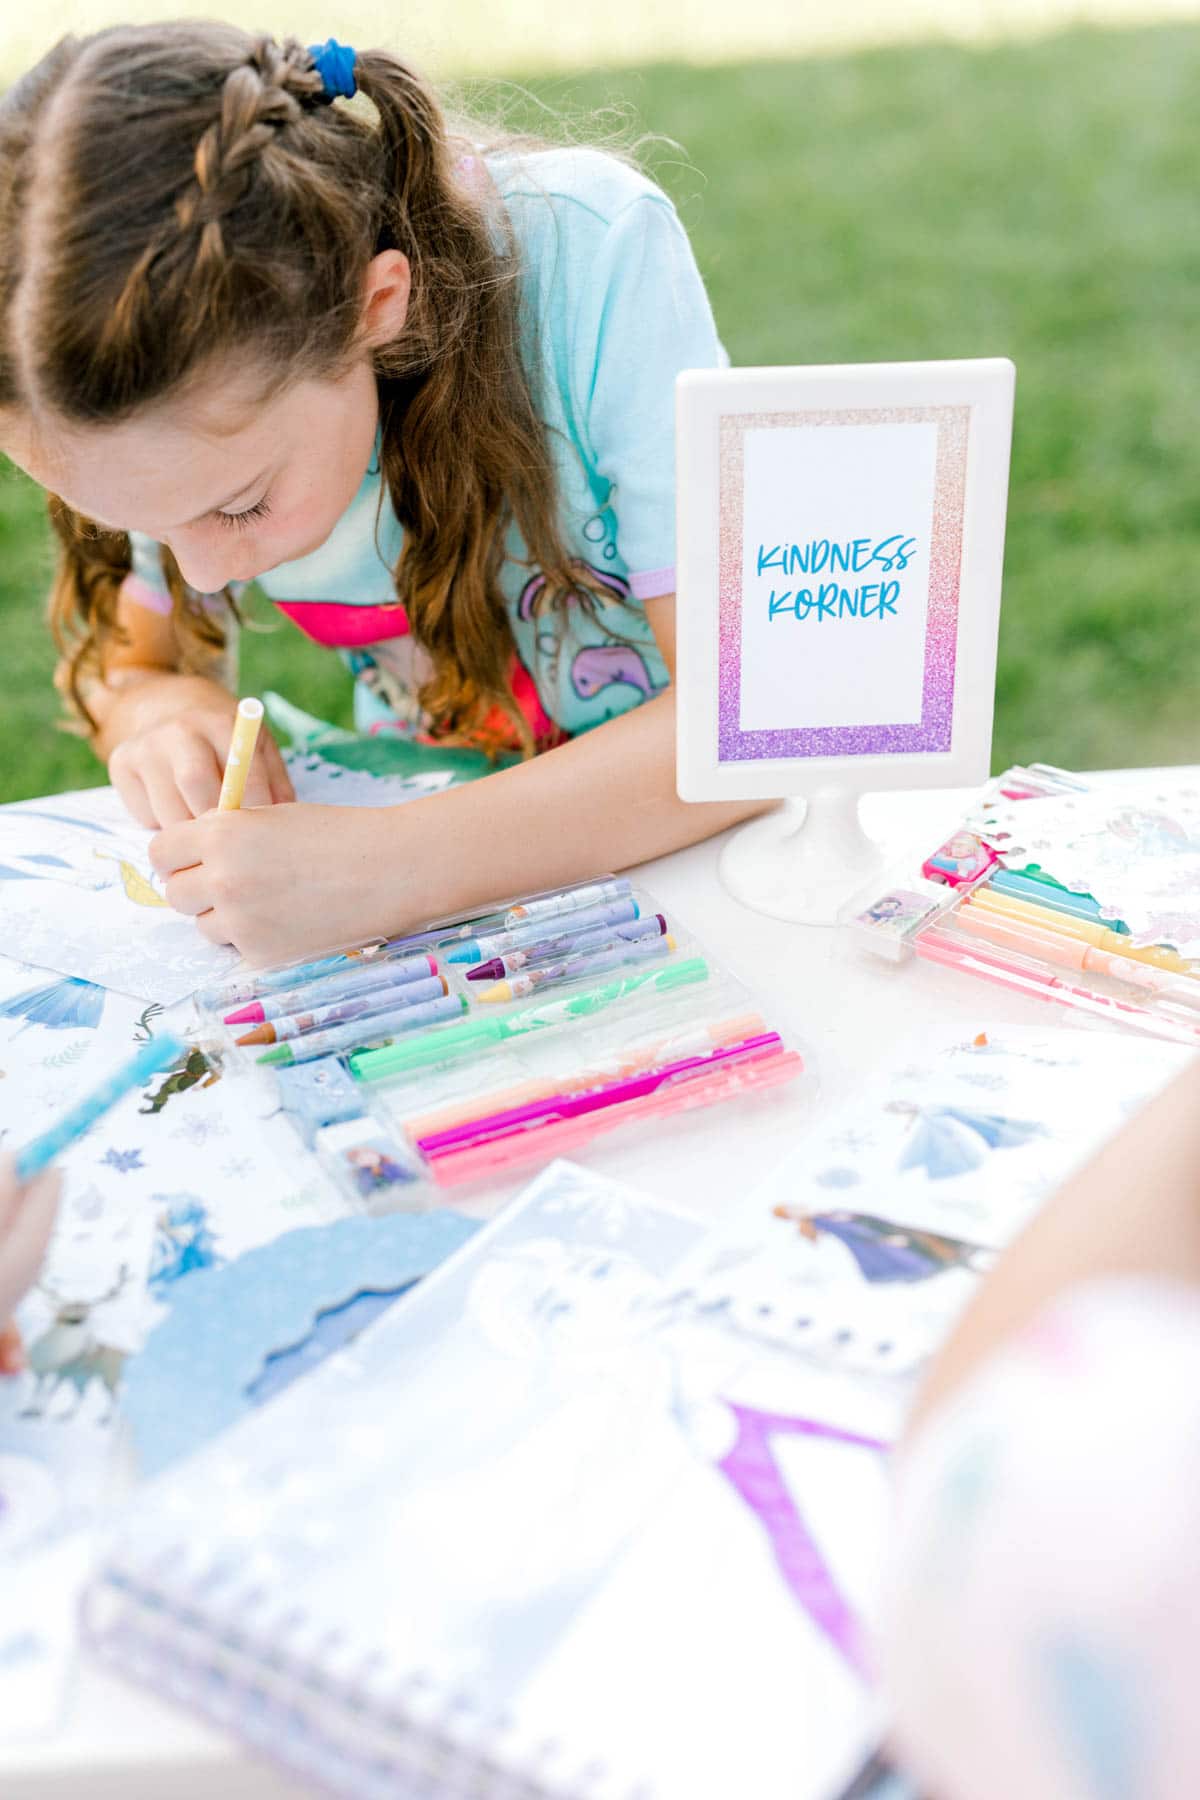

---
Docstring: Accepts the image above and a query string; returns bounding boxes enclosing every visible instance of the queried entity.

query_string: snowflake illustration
[170,1112,229,1145]
[101,1146,145,1174]
[827,1129,875,1154]
[813,1167,862,1190]
[71,1186,106,1221]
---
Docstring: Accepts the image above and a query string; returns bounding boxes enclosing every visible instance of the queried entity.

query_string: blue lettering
[787,544,810,573]
[829,541,852,574]
[852,538,872,572]
[858,583,879,610]
[880,581,900,614]
[756,544,785,576]
[767,589,795,620]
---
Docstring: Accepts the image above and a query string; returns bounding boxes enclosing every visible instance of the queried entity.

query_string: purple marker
[447,896,641,965]
[477,932,677,1004]
[465,913,667,982]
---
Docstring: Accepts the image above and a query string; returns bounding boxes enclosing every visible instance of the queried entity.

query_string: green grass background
[3,21,1198,801]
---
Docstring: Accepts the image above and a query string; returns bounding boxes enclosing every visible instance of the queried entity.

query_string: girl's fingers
[109,757,157,830]
[0,1168,62,1327]
[173,739,224,818]
[0,1321,24,1375]
[162,864,212,917]
[141,763,197,830]
[262,730,296,805]
[194,907,234,947]
[238,746,277,811]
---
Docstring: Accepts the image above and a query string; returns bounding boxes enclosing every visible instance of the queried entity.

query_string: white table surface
[0,774,1156,1799]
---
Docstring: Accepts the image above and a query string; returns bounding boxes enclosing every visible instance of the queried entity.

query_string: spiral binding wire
[84,1546,628,1799]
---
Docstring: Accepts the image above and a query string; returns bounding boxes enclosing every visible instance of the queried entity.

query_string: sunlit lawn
[3,22,1198,800]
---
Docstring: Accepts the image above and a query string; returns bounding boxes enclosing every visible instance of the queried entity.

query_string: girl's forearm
[905,1053,1200,1440]
[394,687,768,922]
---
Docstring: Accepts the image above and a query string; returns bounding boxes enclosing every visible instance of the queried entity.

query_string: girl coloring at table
[0,25,757,963]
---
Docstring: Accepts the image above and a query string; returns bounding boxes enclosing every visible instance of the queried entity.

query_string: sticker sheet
[0,754,459,1005]
[973,775,1200,957]
[679,1024,1193,1372]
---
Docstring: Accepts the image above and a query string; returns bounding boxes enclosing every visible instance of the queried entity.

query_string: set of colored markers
[848,765,1200,1045]
[194,874,803,1206]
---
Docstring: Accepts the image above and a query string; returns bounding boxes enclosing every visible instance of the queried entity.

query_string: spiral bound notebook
[86,1159,898,1800]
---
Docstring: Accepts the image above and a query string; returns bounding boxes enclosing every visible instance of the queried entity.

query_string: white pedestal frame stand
[718,791,885,925]
[674,358,1016,930]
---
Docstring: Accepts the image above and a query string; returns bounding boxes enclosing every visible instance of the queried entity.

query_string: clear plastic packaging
[192,874,807,1210]
[841,765,1200,1046]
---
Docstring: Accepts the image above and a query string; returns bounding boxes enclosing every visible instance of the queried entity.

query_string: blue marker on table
[15,1034,186,1181]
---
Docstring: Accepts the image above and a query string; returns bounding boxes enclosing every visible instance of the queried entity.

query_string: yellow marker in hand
[217,697,265,811]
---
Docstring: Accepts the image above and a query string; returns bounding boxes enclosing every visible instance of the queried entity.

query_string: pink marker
[417,1032,786,1157]
[915,928,1200,1045]
[428,1051,804,1187]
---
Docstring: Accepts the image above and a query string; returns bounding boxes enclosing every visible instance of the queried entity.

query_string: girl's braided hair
[0,24,613,747]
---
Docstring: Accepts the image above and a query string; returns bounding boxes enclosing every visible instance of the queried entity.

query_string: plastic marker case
[842,764,1200,1046]
[192,873,806,1210]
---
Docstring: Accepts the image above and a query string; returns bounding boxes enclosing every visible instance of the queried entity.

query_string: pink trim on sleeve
[628,565,675,601]
[120,573,174,617]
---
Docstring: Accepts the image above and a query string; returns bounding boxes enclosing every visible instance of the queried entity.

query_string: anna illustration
[772,1207,991,1285]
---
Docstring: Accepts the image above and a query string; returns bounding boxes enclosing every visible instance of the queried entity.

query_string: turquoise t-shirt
[129,146,724,742]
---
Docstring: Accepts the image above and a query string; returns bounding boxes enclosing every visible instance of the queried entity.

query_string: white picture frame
[675,359,1015,805]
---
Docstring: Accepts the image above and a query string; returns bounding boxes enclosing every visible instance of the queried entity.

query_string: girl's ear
[360,250,411,348]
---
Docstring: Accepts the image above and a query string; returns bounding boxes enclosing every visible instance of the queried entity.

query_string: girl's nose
[163,534,239,597]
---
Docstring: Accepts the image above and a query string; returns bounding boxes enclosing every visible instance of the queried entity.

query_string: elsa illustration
[149,1197,224,1290]
[885,1099,1045,1181]
[772,1207,990,1284]
[0,975,105,1032]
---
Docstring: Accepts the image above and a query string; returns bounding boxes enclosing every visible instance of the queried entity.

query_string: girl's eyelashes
[214,494,272,533]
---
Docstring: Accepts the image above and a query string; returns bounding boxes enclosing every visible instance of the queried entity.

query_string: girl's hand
[149,803,421,964]
[0,1156,63,1374]
[108,684,294,828]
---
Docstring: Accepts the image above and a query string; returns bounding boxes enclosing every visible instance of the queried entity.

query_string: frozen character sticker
[342,1141,417,1199]
[149,1197,225,1291]
[854,888,938,938]
[886,1099,1046,1181]
[922,830,999,888]
[772,1208,993,1285]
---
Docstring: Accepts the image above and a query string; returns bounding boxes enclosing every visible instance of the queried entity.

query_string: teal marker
[15,1034,186,1181]
[351,956,710,1082]
[989,869,1131,933]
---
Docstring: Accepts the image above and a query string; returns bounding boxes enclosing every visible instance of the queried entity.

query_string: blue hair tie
[308,38,357,102]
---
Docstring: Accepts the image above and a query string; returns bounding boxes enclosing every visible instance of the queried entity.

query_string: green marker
[351,956,710,1083]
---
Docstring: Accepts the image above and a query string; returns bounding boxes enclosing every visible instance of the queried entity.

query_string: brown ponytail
[0,25,624,752]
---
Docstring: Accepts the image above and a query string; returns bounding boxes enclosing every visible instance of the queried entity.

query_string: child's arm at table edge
[150,592,773,959]
[373,591,767,909]
[903,1050,1200,1445]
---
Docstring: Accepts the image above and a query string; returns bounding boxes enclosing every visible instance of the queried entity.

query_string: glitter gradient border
[717,405,969,762]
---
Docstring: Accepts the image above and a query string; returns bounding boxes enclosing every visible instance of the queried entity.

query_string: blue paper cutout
[121,1212,480,1475]
[246,1284,419,1404]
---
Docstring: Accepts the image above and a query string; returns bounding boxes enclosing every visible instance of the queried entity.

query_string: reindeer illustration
[20,1267,131,1423]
